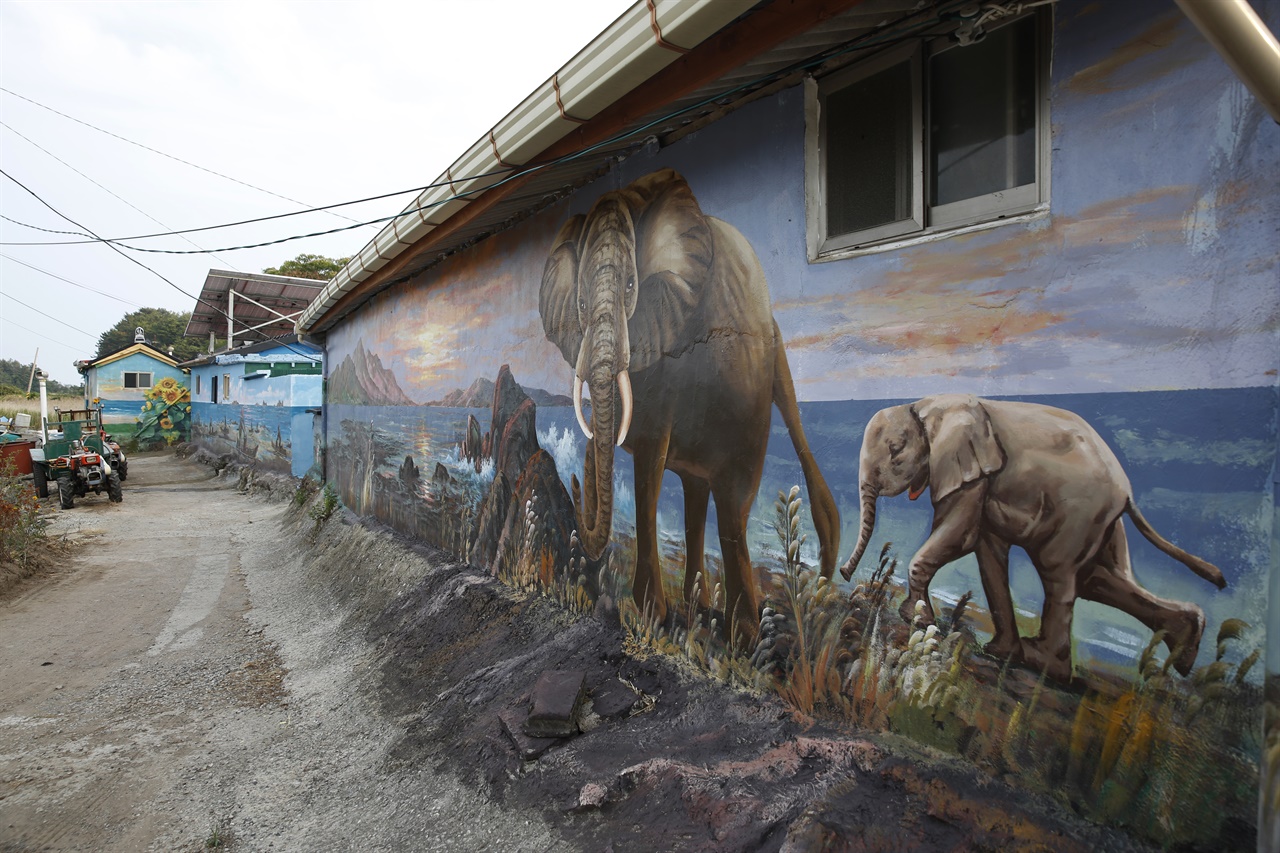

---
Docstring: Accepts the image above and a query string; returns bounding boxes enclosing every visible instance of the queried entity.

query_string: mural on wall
[842,395,1227,684]
[321,3,1276,848]
[538,168,840,644]
[132,377,190,447]
[190,402,318,478]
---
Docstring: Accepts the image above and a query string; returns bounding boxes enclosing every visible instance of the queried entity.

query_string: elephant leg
[711,468,763,650]
[631,435,671,626]
[1021,561,1078,683]
[899,481,986,627]
[1078,521,1206,676]
[680,474,712,609]
[975,533,1021,660]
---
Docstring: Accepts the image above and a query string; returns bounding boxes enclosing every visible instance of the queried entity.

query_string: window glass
[826,60,914,237]
[929,16,1037,207]
[123,373,137,389]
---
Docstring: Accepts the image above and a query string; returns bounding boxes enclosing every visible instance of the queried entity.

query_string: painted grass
[605,490,1263,850]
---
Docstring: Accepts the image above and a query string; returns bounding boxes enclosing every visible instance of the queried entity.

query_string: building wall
[85,352,186,435]
[318,1,1277,847]
[188,347,323,478]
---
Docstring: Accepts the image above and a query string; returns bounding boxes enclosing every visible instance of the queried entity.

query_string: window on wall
[122,371,153,389]
[195,375,202,396]
[806,11,1049,258]
[222,374,231,400]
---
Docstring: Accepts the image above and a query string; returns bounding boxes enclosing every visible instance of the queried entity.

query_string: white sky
[0,0,631,384]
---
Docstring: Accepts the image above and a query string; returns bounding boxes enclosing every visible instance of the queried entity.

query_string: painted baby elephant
[841,394,1226,682]
[540,168,840,644]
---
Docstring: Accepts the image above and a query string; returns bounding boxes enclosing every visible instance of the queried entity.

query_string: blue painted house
[185,340,322,478]
[75,337,186,438]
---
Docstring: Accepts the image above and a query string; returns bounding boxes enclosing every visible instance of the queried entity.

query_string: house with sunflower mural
[75,334,188,440]
[182,339,322,478]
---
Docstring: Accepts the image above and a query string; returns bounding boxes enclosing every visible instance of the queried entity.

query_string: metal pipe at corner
[1175,0,1280,124]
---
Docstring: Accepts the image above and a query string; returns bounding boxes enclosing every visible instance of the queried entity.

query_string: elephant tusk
[573,375,593,440]
[616,371,633,447]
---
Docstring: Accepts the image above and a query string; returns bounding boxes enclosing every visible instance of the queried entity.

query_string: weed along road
[0,454,1158,852]
[0,454,551,852]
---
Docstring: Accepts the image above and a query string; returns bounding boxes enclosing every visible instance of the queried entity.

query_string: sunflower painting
[134,379,191,448]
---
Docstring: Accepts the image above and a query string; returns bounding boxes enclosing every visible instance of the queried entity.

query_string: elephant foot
[982,634,1023,663]
[632,585,668,631]
[1020,636,1073,684]
[898,594,935,628]
[1163,605,1206,677]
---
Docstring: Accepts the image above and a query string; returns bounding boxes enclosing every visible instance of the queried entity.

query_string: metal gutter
[297,0,752,335]
[1175,0,1280,123]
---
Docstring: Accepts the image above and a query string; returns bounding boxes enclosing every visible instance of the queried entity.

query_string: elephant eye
[626,276,635,292]
[578,298,585,312]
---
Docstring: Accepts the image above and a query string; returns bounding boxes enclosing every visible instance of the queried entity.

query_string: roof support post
[227,289,235,351]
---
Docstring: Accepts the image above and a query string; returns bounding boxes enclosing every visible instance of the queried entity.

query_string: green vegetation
[0,459,49,595]
[308,483,340,529]
[0,358,82,396]
[263,253,349,281]
[95,307,209,362]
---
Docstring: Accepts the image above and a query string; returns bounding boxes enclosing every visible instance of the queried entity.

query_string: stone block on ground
[524,670,586,737]
[499,708,565,761]
[590,678,640,720]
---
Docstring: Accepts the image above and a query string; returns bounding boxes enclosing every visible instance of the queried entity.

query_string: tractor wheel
[108,472,123,503]
[117,460,128,482]
[32,462,49,499]
[58,477,75,509]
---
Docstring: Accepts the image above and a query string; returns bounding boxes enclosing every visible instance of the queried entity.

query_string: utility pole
[25,348,39,395]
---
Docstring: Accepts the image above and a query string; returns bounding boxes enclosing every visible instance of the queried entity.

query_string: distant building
[75,331,186,438]
[182,340,323,478]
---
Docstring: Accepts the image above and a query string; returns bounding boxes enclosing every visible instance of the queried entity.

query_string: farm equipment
[31,407,124,508]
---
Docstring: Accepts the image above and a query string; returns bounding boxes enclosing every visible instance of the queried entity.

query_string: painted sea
[328,385,1275,677]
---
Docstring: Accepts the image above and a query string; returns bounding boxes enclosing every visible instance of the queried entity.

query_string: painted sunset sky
[327,2,1277,405]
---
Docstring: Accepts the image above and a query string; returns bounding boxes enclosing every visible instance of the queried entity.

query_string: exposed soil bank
[0,455,1156,851]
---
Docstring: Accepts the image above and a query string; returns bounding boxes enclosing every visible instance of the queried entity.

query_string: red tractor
[31,408,124,509]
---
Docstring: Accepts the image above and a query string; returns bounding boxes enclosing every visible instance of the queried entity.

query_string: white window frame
[123,371,153,389]
[805,10,1051,261]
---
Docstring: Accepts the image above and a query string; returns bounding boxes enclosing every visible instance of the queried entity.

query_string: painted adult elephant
[840,394,1226,683]
[539,168,840,643]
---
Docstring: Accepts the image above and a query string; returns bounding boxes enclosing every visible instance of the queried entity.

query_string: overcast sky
[0,0,630,384]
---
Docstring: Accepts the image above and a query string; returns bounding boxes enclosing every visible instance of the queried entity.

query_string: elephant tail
[1125,498,1227,589]
[771,319,841,579]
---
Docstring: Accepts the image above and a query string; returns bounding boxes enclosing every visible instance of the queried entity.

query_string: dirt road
[0,454,550,852]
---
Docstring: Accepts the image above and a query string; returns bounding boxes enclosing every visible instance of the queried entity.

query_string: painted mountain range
[328,340,415,406]
[428,377,571,408]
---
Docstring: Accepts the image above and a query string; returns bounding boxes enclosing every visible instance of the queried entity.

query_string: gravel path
[0,454,552,852]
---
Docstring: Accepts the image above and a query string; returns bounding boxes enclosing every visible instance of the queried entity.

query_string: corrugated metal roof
[187,269,327,341]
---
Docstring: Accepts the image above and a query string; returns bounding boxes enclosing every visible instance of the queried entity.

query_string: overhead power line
[0,290,98,339]
[0,119,242,271]
[0,3,965,260]
[0,315,85,353]
[0,253,145,308]
[0,85,364,224]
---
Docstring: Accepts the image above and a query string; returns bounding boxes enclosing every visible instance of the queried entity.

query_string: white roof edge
[297,0,753,335]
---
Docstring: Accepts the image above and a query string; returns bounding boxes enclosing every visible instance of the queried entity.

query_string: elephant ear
[539,214,587,367]
[622,169,713,370]
[913,394,1005,501]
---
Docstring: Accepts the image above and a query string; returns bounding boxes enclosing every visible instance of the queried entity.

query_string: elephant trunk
[573,323,623,560]
[840,484,879,580]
